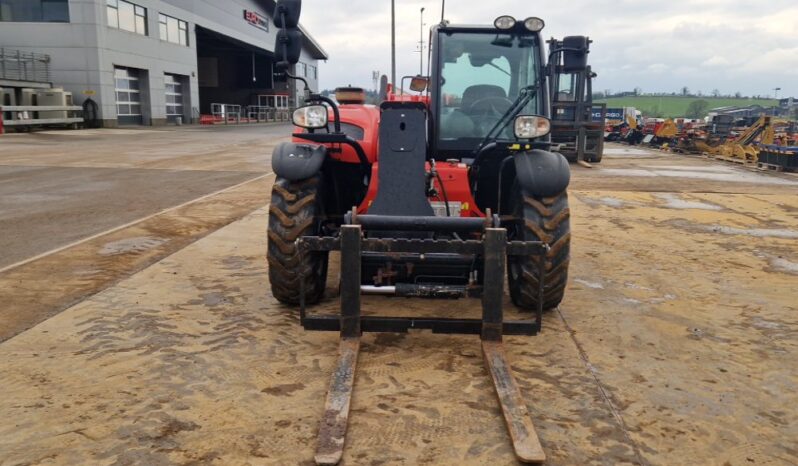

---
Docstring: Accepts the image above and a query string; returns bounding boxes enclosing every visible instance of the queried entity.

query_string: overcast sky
[300,0,797,98]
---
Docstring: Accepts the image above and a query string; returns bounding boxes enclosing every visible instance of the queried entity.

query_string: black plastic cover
[562,36,588,72]
[271,142,326,181]
[368,104,434,217]
[513,150,571,197]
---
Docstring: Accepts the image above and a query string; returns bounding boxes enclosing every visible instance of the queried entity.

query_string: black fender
[513,149,571,197]
[271,142,326,181]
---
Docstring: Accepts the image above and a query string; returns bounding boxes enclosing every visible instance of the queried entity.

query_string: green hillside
[595,96,778,119]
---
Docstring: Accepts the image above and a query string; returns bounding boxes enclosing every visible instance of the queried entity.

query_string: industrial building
[0,0,327,127]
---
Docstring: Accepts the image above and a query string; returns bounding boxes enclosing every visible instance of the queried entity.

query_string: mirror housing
[273,0,301,28]
[275,28,302,66]
[409,76,429,92]
[273,0,302,66]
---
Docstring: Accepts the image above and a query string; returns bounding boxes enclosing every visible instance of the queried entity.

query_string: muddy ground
[0,133,796,465]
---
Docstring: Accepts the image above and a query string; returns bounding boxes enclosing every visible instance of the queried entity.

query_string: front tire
[507,187,571,311]
[267,176,328,305]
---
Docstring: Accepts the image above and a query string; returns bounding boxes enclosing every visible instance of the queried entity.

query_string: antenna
[440,0,445,22]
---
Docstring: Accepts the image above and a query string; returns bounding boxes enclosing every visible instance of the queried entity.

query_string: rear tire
[507,187,571,311]
[267,176,328,305]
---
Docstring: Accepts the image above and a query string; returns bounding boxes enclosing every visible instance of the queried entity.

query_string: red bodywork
[292,95,484,218]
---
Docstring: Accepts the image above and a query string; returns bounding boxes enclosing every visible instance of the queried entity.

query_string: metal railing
[210,103,242,123]
[0,48,52,83]
[246,105,291,122]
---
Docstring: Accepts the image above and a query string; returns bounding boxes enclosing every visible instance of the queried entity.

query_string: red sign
[244,10,269,32]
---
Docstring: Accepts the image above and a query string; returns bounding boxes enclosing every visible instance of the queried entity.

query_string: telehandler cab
[268,2,581,463]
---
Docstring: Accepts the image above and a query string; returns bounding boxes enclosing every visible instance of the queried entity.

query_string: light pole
[774,87,781,99]
[419,7,425,75]
[391,0,396,87]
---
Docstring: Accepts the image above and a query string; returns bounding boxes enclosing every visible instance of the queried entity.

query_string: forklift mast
[547,36,606,164]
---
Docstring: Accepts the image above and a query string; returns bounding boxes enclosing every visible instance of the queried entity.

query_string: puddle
[624,282,654,291]
[655,193,723,211]
[751,317,784,330]
[667,219,798,239]
[599,168,657,177]
[574,279,604,289]
[580,196,630,208]
[599,168,798,186]
[643,165,734,173]
[99,236,168,256]
[768,257,798,274]
[704,225,798,239]
[604,148,656,156]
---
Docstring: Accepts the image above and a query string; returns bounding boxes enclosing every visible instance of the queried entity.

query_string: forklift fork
[300,225,547,465]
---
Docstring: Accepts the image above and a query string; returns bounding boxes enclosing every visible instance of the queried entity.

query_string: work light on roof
[494,15,516,30]
[523,17,545,32]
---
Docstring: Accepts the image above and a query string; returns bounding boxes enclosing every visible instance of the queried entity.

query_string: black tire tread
[509,189,571,310]
[267,176,328,305]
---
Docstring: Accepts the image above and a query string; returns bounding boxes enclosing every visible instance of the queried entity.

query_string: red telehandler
[268,1,581,463]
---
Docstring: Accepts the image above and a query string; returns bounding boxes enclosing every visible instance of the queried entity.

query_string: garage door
[115,67,143,125]
[164,74,184,123]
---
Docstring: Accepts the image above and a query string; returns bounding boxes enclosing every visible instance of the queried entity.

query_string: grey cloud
[301,0,796,97]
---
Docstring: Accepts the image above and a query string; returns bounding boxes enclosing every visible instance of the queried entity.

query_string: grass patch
[595,96,778,118]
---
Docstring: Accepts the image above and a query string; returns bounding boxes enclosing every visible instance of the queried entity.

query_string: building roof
[299,24,329,60]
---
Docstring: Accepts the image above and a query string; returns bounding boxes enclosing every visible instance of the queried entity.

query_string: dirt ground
[0,135,797,465]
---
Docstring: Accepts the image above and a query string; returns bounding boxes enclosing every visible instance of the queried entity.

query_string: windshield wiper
[473,84,538,155]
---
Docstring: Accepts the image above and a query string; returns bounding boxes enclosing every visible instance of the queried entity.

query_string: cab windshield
[437,31,540,145]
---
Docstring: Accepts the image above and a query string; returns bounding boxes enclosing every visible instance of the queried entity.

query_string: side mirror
[409,76,429,92]
[274,0,301,28]
[275,29,302,67]
[273,0,302,67]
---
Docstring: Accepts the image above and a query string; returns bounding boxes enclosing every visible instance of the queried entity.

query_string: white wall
[0,0,324,126]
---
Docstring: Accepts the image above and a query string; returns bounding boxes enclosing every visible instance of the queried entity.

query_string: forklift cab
[429,18,550,160]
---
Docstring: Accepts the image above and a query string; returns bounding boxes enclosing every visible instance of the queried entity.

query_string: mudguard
[271,142,326,181]
[513,149,571,197]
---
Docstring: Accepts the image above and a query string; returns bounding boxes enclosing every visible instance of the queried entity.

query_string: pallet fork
[298,221,549,464]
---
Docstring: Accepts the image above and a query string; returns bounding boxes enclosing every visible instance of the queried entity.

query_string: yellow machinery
[626,113,638,130]
[655,118,678,139]
[699,115,776,162]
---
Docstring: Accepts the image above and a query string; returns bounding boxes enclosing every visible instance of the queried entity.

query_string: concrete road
[0,124,289,269]
[0,140,797,465]
[0,125,288,340]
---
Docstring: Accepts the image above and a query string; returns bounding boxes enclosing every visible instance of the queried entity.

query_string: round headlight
[514,115,551,139]
[293,104,328,129]
[523,17,545,32]
[494,15,516,30]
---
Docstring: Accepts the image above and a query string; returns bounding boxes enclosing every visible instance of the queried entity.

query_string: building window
[107,0,147,36]
[159,14,188,46]
[115,67,143,122]
[0,0,69,22]
[309,65,317,80]
[164,74,184,119]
